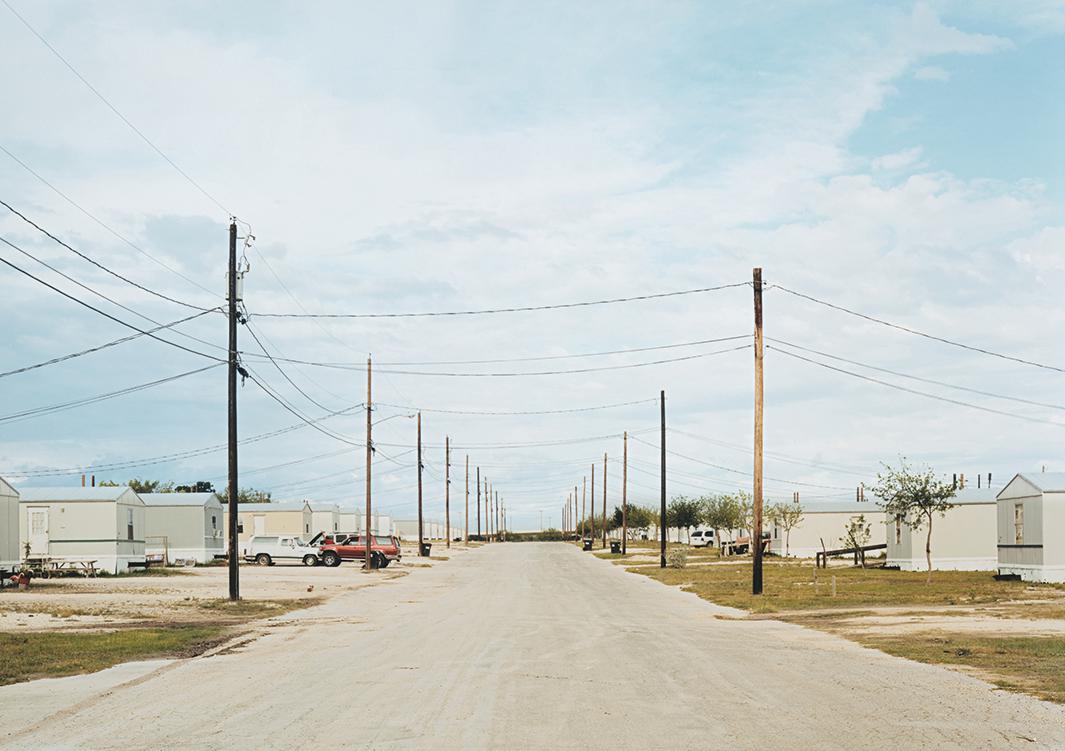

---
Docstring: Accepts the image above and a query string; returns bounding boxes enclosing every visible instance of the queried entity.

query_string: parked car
[317,534,402,568]
[242,535,321,567]
[690,530,715,547]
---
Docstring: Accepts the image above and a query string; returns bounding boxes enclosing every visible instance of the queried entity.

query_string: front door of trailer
[28,508,48,556]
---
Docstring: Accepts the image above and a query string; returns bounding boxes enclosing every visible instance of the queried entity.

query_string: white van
[690,529,715,548]
[242,535,320,566]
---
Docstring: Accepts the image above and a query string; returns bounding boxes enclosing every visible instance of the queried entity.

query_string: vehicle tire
[302,554,319,567]
[379,557,390,569]
[322,551,340,567]
[255,554,272,566]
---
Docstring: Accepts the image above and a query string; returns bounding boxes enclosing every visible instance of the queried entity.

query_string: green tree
[620,504,655,538]
[873,459,956,583]
[220,487,273,504]
[667,495,702,544]
[767,501,805,557]
[700,494,732,549]
[840,514,872,568]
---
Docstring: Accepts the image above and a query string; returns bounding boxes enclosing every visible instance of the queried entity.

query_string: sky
[1,0,1063,531]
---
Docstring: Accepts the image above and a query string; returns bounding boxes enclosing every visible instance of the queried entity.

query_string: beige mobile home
[1,477,19,567]
[886,486,997,571]
[769,502,886,558]
[141,493,225,564]
[307,502,340,538]
[997,473,1065,583]
[227,501,313,545]
[18,486,146,573]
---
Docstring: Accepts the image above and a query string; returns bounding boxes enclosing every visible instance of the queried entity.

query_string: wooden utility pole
[590,463,596,544]
[622,431,628,554]
[445,436,451,549]
[476,466,481,538]
[226,220,239,601]
[464,455,470,544]
[602,452,607,549]
[660,389,666,569]
[495,491,500,541]
[417,412,425,556]
[575,485,580,539]
[752,267,765,595]
[581,479,586,540]
[364,357,373,571]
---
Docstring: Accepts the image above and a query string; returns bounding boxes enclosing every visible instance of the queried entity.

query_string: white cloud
[872,147,925,171]
[913,65,951,81]
[1,3,1060,523]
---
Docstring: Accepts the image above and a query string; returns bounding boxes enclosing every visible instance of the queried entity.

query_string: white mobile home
[340,510,394,536]
[307,502,340,538]
[997,473,1065,583]
[886,486,998,571]
[1,477,19,567]
[18,486,146,573]
[141,493,225,564]
[769,502,886,559]
[226,501,313,545]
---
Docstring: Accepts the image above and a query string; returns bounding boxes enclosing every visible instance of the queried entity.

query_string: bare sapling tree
[768,501,804,557]
[873,459,956,583]
[840,514,872,568]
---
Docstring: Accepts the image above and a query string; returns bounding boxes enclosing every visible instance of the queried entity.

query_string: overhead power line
[251,281,749,318]
[374,398,658,417]
[769,338,1065,411]
[0,199,211,310]
[373,335,751,365]
[770,346,1065,429]
[244,369,364,447]
[243,320,343,414]
[629,434,854,490]
[3,404,363,478]
[1,0,231,217]
[0,364,222,425]
[0,308,219,380]
[0,233,227,355]
[0,241,224,363]
[240,343,751,377]
[772,284,1065,374]
[0,144,222,301]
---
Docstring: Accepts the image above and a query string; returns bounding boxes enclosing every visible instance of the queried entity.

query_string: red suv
[316,534,401,568]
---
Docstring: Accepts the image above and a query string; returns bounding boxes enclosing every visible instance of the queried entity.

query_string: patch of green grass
[0,626,226,686]
[629,560,1065,614]
[858,633,1065,704]
[190,597,317,617]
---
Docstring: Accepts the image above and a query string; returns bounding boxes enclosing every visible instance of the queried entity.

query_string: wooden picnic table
[25,557,98,578]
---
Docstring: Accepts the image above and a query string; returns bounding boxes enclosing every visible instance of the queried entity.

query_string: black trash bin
[582,538,593,551]
[610,540,621,554]
[420,542,432,557]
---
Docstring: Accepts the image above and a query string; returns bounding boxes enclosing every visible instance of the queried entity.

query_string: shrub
[666,548,688,568]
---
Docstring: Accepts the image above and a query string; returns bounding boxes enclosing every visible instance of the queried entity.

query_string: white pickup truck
[242,535,320,566]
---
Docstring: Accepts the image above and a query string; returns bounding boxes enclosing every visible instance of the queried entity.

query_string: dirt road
[2,544,1063,750]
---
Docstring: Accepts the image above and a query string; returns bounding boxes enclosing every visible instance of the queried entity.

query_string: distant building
[340,510,394,536]
[140,492,225,564]
[18,486,146,573]
[306,502,340,538]
[0,477,19,567]
[886,486,998,571]
[225,500,313,544]
[769,501,887,558]
[997,473,1065,583]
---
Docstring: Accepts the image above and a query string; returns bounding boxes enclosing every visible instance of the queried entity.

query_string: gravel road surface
[2,543,1063,750]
